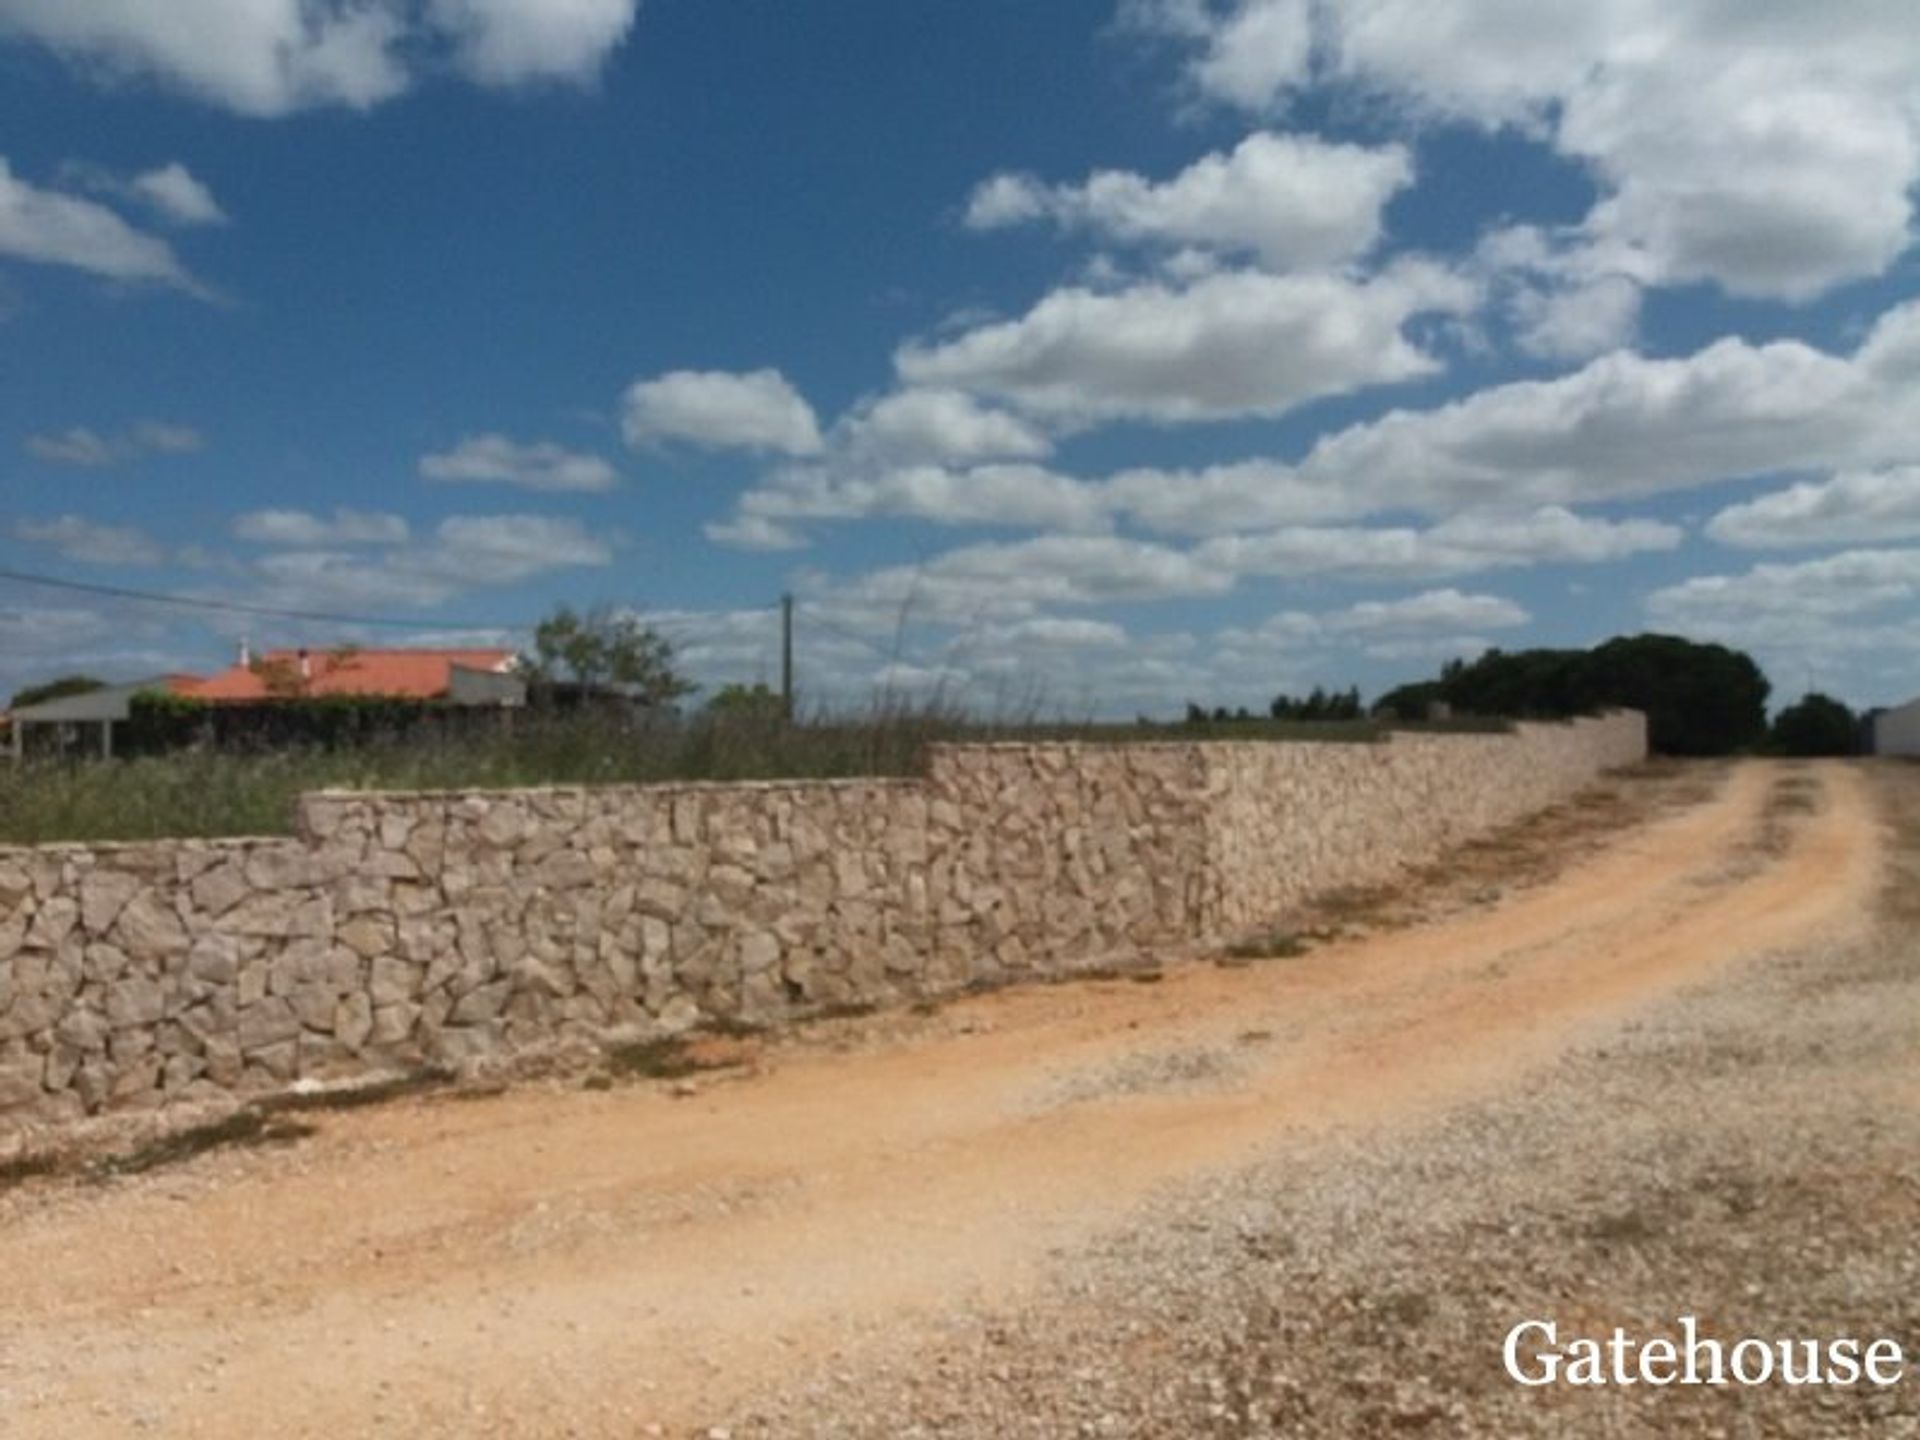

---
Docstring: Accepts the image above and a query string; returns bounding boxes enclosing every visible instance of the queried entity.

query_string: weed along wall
[0,711,1645,1134]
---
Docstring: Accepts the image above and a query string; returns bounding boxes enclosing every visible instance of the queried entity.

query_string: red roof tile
[181,648,515,703]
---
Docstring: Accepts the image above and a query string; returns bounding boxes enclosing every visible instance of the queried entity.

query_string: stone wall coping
[0,833,288,861]
[299,773,927,804]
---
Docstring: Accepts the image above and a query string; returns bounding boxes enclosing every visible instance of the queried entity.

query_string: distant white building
[1867,696,1920,756]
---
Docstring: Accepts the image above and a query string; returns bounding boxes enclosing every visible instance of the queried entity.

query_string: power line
[0,566,523,632]
[792,602,923,666]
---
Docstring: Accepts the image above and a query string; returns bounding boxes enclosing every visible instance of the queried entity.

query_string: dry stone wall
[0,711,1644,1133]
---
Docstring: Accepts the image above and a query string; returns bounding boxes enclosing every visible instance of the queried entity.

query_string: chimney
[238,637,251,667]
[297,647,312,681]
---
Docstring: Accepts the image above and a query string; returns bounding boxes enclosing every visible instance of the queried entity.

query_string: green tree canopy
[706,681,785,720]
[1768,692,1857,757]
[521,605,695,706]
[1412,633,1770,755]
[10,674,106,710]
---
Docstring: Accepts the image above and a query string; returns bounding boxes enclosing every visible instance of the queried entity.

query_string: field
[0,758,1911,1436]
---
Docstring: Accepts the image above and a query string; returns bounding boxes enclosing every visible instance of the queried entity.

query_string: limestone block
[83,942,132,985]
[338,915,396,961]
[369,956,419,1007]
[55,1007,109,1053]
[739,931,781,974]
[450,979,510,1025]
[190,862,252,917]
[25,896,79,950]
[105,976,167,1028]
[187,934,239,986]
[79,870,140,935]
[334,993,374,1050]
[238,997,301,1052]
[369,1001,420,1047]
[291,981,337,1032]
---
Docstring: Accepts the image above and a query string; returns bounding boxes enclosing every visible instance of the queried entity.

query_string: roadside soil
[0,758,1899,1438]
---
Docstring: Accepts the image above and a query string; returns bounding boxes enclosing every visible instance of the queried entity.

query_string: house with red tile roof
[180,647,523,705]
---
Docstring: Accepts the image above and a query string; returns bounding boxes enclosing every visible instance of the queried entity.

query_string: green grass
[0,705,1513,846]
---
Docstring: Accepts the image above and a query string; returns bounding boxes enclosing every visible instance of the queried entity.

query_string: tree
[10,674,105,710]
[706,681,785,721]
[1571,634,1769,756]
[1769,692,1857,756]
[521,604,694,705]
[1373,680,1443,722]
[1423,633,1770,755]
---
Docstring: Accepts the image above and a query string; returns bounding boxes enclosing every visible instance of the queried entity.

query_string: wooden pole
[781,592,794,723]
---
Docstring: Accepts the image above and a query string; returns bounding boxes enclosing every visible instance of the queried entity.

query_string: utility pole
[780,592,795,722]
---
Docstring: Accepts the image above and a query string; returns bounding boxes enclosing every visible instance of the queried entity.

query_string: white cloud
[1651,548,1920,628]
[24,427,116,467]
[0,0,640,114]
[425,514,612,583]
[1321,587,1530,636]
[0,157,191,287]
[1505,270,1641,362]
[14,514,167,567]
[797,535,1233,633]
[896,260,1477,427]
[130,162,226,225]
[1124,0,1314,111]
[1706,468,1920,551]
[965,131,1412,271]
[839,389,1052,466]
[720,461,1110,542]
[426,0,637,85]
[701,513,808,552]
[419,433,619,492]
[24,420,203,465]
[717,296,1920,550]
[621,368,824,456]
[0,0,409,116]
[1285,315,1913,518]
[1644,546,1920,700]
[1194,508,1679,582]
[242,514,613,614]
[1144,0,1920,303]
[232,508,411,547]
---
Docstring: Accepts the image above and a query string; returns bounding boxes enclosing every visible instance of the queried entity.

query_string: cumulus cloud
[129,163,226,225]
[0,0,640,115]
[839,389,1052,466]
[796,535,1233,633]
[1280,306,1920,519]
[0,157,193,288]
[1645,546,1920,698]
[1706,468,1920,550]
[425,0,637,85]
[965,132,1412,270]
[896,260,1477,427]
[1194,508,1679,582]
[1320,587,1530,636]
[419,433,619,492]
[1139,0,1920,303]
[621,368,824,456]
[714,296,1920,550]
[232,508,411,547]
[1504,270,1641,362]
[24,420,203,465]
[718,461,1110,542]
[241,514,613,614]
[13,514,167,567]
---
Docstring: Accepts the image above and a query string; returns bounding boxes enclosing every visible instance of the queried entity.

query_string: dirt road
[0,760,1891,1437]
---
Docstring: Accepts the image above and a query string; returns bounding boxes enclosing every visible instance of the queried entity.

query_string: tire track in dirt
[0,761,1882,1438]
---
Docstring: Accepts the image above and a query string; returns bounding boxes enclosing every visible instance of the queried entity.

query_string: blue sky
[4,1,1919,716]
